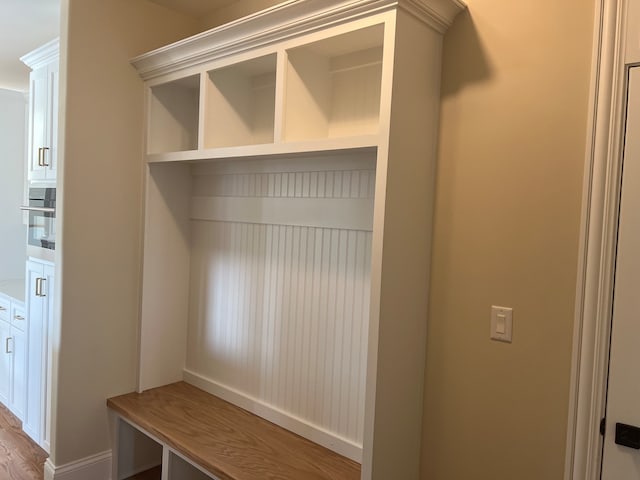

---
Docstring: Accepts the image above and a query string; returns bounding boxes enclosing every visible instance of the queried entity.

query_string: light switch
[491,306,513,343]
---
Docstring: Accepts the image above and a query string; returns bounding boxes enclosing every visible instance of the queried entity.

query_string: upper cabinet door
[28,67,48,182]
[46,61,59,181]
[21,39,59,185]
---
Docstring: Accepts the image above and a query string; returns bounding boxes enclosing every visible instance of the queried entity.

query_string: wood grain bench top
[107,382,361,480]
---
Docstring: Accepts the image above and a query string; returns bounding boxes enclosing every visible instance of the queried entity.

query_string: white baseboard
[183,369,362,462]
[44,450,112,480]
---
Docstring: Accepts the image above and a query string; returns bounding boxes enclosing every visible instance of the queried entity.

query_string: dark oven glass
[26,188,56,250]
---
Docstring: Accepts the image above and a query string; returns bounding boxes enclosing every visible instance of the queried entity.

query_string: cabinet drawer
[10,303,26,331]
[0,296,10,323]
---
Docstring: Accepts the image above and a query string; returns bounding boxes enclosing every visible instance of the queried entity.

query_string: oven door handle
[20,206,56,213]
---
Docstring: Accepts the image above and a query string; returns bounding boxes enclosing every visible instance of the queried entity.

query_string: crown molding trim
[131,0,465,80]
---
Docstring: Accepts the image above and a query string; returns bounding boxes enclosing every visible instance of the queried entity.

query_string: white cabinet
[0,294,28,421]
[24,258,55,451]
[132,1,464,478]
[0,298,10,406]
[21,39,59,184]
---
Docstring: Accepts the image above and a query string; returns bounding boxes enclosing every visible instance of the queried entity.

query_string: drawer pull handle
[14,315,25,321]
[5,337,12,354]
[0,306,6,311]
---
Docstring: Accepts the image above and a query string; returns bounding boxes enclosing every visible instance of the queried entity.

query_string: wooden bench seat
[107,382,361,480]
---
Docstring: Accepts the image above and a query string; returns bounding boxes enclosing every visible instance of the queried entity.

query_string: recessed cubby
[117,420,163,479]
[284,24,384,142]
[148,75,200,154]
[203,54,277,148]
[168,453,212,480]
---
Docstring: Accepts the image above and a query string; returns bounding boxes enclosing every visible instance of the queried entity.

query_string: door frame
[564,0,632,478]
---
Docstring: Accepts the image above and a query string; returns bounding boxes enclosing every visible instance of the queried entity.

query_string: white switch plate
[491,305,513,343]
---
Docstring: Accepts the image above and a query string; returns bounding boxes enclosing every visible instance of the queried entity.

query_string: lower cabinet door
[10,327,27,421]
[0,320,10,406]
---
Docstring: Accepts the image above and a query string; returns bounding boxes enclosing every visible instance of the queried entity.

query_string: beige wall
[53,0,198,465]
[422,0,594,479]
[200,0,283,28]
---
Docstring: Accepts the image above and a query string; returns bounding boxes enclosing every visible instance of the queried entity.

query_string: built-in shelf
[284,24,384,142]
[129,1,465,478]
[145,135,378,163]
[204,54,277,148]
[148,75,200,154]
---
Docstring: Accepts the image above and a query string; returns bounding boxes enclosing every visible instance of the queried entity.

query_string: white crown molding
[399,0,466,32]
[131,0,465,80]
[20,38,60,71]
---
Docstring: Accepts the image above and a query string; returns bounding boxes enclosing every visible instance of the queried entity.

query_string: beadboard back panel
[186,156,374,451]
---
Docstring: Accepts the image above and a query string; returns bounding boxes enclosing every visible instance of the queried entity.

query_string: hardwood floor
[0,404,47,480]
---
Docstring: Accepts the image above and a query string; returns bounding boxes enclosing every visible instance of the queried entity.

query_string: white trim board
[183,369,363,462]
[564,0,632,478]
[44,451,111,480]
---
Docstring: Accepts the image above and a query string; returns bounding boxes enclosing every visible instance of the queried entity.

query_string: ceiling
[0,0,60,92]
[0,0,241,92]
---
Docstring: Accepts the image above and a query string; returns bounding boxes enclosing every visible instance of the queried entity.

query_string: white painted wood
[138,163,192,392]
[362,9,442,479]
[24,259,55,451]
[186,222,372,445]
[564,0,631,478]
[186,161,373,455]
[130,0,464,80]
[0,315,10,406]
[191,197,374,230]
[284,25,383,141]
[148,75,200,154]
[146,135,378,163]
[44,451,112,480]
[168,451,215,479]
[600,66,640,479]
[204,54,276,148]
[21,39,59,184]
[133,2,464,477]
[116,419,162,479]
[9,308,27,421]
[184,369,363,462]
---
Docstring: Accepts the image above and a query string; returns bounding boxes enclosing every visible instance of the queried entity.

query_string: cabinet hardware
[19,205,55,213]
[14,315,24,321]
[38,147,44,166]
[35,277,46,297]
[5,337,12,354]
[0,306,5,311]
[41,146,50,167]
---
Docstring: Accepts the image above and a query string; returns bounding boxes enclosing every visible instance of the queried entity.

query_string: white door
[601,66,640,478]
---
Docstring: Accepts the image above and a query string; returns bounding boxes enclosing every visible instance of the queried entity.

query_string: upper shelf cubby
[147,74,200,154]
[203,54,277,149]
[283,24,384,142]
